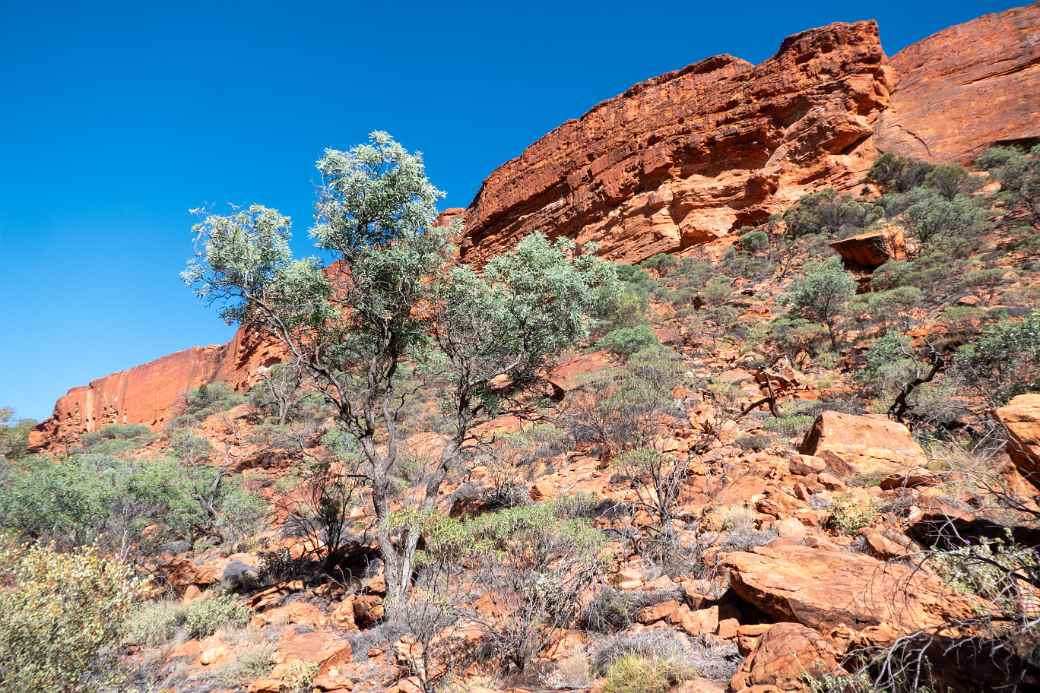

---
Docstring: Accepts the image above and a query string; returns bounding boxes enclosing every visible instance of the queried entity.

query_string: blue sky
[0,0,1022,420]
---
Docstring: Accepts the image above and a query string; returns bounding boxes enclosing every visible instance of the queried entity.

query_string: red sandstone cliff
[28,325,283,448]
[876,3,1040,163]
[460,20,893,265]
[30,5,1040,447]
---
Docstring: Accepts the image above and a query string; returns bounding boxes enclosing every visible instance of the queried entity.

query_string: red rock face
[460,20,893,265]
[876,4,1040,163]
[29,324,283,449]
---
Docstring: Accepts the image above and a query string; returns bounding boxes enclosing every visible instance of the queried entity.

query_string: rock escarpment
[876,3,1040,163]
[461,20,892,265]
[28,325,283,448]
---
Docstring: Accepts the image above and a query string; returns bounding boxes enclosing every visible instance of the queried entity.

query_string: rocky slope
[30,4,1040,447]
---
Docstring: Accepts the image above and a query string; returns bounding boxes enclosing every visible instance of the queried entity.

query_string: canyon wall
[876,3,1040,163]
[460,21,892,265]
[30,5,1040,447]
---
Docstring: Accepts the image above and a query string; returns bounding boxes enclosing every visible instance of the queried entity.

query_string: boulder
[997,393,1040,486]
[830,228,905,270]
[721,543,974,638]
[730,622,844,691]
[799,411,927,477]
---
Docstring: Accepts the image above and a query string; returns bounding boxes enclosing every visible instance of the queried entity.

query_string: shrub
[615,447,687,529]
[954,310,1040,404]
[597,325,660,357]
[0,409,34,461]
[214,644,276,685]
[0,453,266,552]
[641,253,679,274]
[783,188,879,238]
[173,381,243,427]
[123,599,185,647]
[423,503,604,673]
[868,153,934,193]
[977,144,1040,222]
[592,630,739,682]
[0,542,147,692]
[903,191,988,255]
[79,423,153,454]
[182,592,252,638]
[924,163,977,199]
[825,494,879,535]
[604,655,678,693]
[781,257,857,350]
[736,434,771,451]
[562,347,683,457]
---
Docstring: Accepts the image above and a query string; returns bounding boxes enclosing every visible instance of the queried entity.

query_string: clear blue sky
[0,0,1023,421]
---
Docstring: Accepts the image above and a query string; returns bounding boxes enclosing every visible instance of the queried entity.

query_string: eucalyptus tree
[183,131,617,604]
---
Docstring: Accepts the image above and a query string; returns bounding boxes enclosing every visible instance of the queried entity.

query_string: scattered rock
[997,393,1040,486]
[722,543,974,638]
[730,622,845,691]
[800,411,928,477]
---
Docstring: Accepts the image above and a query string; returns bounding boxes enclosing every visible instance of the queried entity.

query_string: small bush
[0,542,147,692]
[641,253,679,274]
[214,643,276,685]
[79,423,153,454]
[593,631,739,682]
[954,309,1040,404]
[825,494,879,535]
[604,655,679,693]
[736,433,771,451]
[0,453,266,552]
[172,381,243,427]
[182,592,252,638]
[783,188,880,238]
[903,191,988,255]
[869,153,934,193]
[781,257,857,350]
[720,505,756,532]
[123,600,185,647]
[597,325,660,357]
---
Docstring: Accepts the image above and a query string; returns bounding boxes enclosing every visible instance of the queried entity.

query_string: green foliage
[182,592,252,638]
[177,382,244,426]
[439,232,619,383]
[563,346,683,456]
[596,324,660,357]
[955,310,1040,404]
[185,132,616,605]
[422,503,604,672]
[781,257,857,349]
[0,541,147,692]
[977,144,1040,222]
[215,644,276,686]
[604,655,682,693]
[924,163,977,199]
[0,453,265,552]
[763,315,829,360]
[902,190,988,255]
[858,331,920,401]
[825,494,879,535]
[79,423,152,454]
[640,253,679,274]
[869,152,935,193]
[0,408,34,460]
[783,188,879,238]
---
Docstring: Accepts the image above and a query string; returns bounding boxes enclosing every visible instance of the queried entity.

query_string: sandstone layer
[461,21,892,265]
